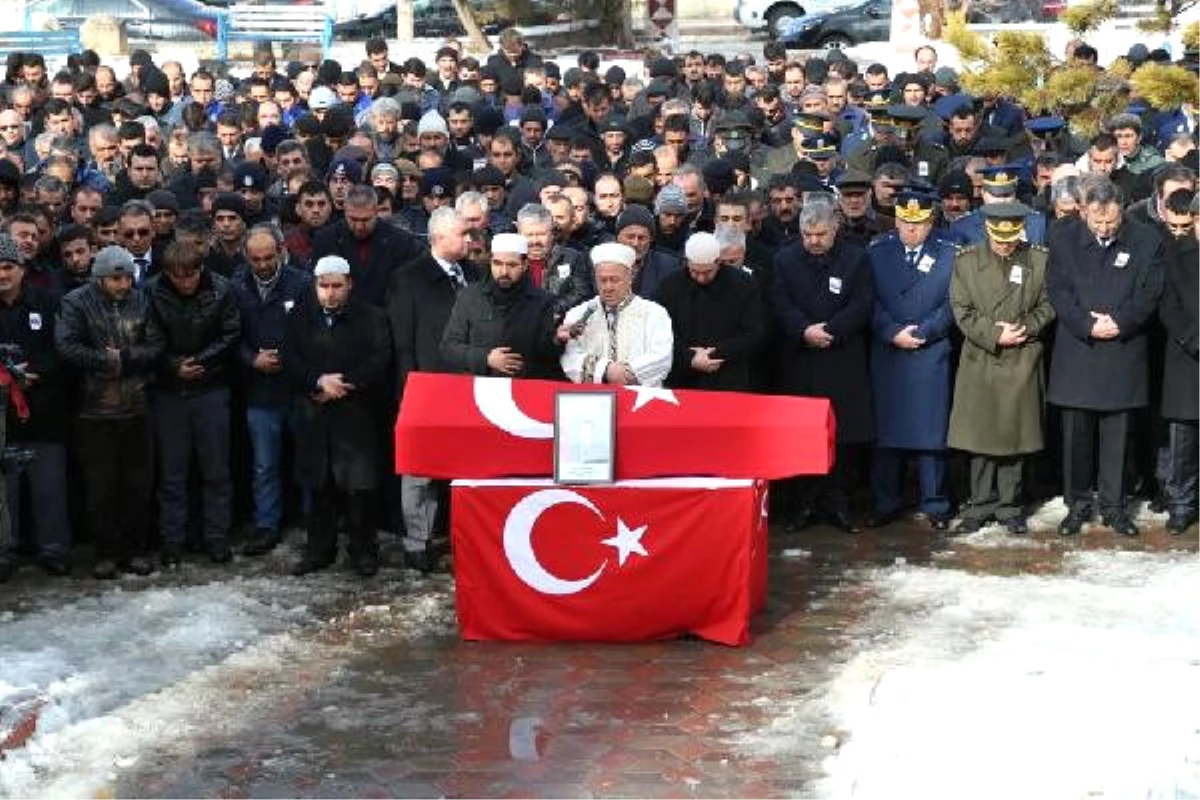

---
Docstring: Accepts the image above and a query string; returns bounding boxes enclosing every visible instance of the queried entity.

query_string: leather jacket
[145,271,242,395]
[54,282,162,419]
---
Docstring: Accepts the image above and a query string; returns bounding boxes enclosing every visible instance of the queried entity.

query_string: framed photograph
[554,391,617,485]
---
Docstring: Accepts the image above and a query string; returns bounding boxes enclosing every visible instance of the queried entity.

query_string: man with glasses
[0,111,26,154]
[145,241,241,568]
[116,202,157,285]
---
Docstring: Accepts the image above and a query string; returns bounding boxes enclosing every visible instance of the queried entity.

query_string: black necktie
[448,263,465,289]
[906,250,919,269]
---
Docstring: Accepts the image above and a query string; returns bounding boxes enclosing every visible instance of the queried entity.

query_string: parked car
[334,0,511,41]
[733,0,846,40]
[779,0,890,49]
[24,0,220,39]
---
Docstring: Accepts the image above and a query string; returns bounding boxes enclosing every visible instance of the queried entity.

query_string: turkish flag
[397,373,835,480]
[451,478,769,646]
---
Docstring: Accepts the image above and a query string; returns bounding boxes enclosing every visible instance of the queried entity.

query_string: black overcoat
[1046,217,1164,411]
[771,238,875,443]
[1160,234,1198,421]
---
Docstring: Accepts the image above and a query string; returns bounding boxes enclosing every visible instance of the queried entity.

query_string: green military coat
[947,242,1056,456]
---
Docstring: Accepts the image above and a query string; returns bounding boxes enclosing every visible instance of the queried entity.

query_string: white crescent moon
[474,377,554,439]
[504,489,607,595]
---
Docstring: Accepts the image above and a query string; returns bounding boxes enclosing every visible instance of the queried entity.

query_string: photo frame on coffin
[554,391,617,485]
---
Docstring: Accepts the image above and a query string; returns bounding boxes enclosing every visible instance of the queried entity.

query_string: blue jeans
[246,405,288,533]
[3,441,71,559]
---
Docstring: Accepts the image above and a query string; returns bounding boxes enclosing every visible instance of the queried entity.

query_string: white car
[733,0,844,39]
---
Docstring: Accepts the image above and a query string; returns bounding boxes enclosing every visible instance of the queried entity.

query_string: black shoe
[352,550,380,578]
[998,516,1029,535]
[1149,495,1168,514]
[291,554,335,576]
[0,560,14,583]
[1102,514,1139,537]
[1166,514,1193,535]
[160,548,182,569]
[783,508,811,533]
[867,509,902,529]
[404,548,436,574]
[1058,508,1090,536]
[830,509,861,533]
[241,529,280,557]
[955,517,988,534]
[93,559,119,580]
[125,556,153,576]
[37,555,71,577]
[929,514,952,531]
[207,543,233,564]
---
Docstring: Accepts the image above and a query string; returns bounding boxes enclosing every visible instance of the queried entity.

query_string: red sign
[451,478,768,645]
[395,374,835,480]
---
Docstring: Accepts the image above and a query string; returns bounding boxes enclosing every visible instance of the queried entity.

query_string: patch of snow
[0,579,455,799]
[743,550,1200,800]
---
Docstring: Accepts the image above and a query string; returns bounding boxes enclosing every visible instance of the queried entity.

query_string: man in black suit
[311,185,425,308]
[386,207,480,572]
[1047,176,1164,537]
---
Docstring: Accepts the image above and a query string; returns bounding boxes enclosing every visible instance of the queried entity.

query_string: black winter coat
[387,253,481,398]
[0,285,68,442]
[1160,234,1198,421]
[312,219,426,308]
[543,244,595,318]
[1047,217,1164,411]
[283,295,392,491]
[657,267,764,392]
[771,239,875,443]
[145,271,242,395]
[233,265,313,407]
[439,275,564,380]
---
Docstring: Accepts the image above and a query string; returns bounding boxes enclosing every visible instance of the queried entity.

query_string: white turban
[491,232,529,255]
[590,242,637,270]
[684,232,721,264]
[314,255,351,276]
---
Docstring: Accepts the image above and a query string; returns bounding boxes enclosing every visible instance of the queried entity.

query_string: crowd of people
[0,28,1195,583]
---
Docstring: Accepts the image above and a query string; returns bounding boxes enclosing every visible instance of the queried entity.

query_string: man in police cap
[867,187,958,529]
[948,165,1047,247]
[948,201,1056,534]
[284,254,391,577]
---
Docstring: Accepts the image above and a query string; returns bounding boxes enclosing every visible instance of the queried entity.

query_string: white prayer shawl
[561,295,674,387]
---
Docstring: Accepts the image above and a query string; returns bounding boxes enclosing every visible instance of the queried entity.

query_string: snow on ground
[0,576,455,799]
[743,549,1200,800]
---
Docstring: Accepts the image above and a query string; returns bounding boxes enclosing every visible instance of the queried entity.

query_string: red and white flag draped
[451,479,769,645]
[396,374,835,480]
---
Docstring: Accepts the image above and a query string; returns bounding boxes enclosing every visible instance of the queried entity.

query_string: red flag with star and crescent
[451,479,769,645]
[396,373,835,480]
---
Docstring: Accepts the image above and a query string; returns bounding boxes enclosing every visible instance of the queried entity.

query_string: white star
[623,385,680,412]
[600,518,649,567]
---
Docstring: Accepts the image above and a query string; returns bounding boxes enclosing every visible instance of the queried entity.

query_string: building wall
[631,0,737,24]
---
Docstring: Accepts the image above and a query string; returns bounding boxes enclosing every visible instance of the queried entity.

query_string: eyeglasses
[0,124,20,130]
[122,228,153,238]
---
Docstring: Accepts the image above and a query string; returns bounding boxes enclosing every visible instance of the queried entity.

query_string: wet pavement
[2,507,1195,799]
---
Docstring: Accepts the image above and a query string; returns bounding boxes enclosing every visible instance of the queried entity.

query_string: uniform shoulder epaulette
[1029,243,1048,252]
[955,242,977,255]
[868,231,895,248]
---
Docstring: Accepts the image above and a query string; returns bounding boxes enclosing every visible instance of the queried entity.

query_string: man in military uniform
[867,188,958,529]
[947,202,1057,534]
[837,169,892,248]
[847,105,949,184]
[758,112,830,186]
[948,166,1048,247]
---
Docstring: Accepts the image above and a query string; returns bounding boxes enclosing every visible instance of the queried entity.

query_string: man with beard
[615,205,683,301]
[285,181,333,271]
[285,255,392,577]
[440,232,564,380]
[657,230,764,393]
[560,242,673,388]
[654,183,689,255]
[771,199,873,532]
